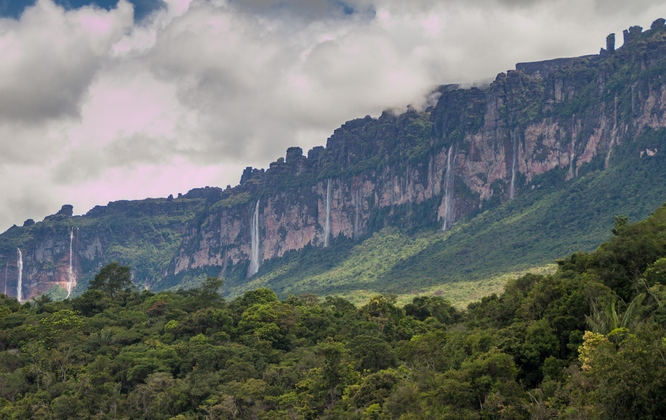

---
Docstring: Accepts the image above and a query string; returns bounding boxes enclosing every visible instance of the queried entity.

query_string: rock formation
[2,21,666,300]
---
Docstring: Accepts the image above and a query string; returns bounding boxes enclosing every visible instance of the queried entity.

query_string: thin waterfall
[605,138,614,169]
[442,145,455,231]
[247,200,260,277]
[66,229,76,298]
[324,179,331,248]
[16,248,23,302]
[509,131,518,200]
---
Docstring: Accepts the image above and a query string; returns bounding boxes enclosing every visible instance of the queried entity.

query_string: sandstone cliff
[2,21,666,300]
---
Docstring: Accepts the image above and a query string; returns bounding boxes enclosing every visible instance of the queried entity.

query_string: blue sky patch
[0,0,165,21]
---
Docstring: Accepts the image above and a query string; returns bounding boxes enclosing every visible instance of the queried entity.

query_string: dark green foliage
[349,335,397,372]
[349,369,398,409]
[4,25,666,418]
[2,202,666,418]
[404,295,461,325]
[88,262,134,298]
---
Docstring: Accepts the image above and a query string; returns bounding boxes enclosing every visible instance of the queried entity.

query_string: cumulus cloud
[0,0,133,122]
[1,0,666,231]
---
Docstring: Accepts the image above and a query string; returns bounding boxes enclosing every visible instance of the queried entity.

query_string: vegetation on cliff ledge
[1,203,666,418]
[221,127,666,302]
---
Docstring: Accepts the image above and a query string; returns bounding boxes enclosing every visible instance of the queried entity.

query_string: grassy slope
[225,228,436,298]
[222,128,666,306]
[335,264,558,308]
[382,127,666,293]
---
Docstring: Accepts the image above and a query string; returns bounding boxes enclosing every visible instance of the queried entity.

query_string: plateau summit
[3,20,666,301]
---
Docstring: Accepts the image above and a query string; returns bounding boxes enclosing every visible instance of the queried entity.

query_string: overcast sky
[1,0,665,232]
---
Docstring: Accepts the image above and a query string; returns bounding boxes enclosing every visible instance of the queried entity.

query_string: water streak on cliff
[442,145,455,231]
[66,229,76,298]
[324,178,331,247]
[247,200,261,277]
[16,248,23,302]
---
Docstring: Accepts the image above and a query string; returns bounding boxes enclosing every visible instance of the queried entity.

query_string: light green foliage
[296,229,432,290]
[233,228,434,298]
[211,191,252,209]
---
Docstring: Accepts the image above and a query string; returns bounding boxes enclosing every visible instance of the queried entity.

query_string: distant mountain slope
[225,126,666,299]
[2,20,666,302]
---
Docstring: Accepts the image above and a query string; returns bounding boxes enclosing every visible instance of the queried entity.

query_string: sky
[1,0,666,232]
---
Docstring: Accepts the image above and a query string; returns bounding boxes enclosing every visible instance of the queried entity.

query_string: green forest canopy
[1,204,666,418]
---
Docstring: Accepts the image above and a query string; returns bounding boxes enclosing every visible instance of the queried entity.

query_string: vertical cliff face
[0,198,205,300]
[0,215,88,300]
[2,21,666,299]
[167,111,451,288]
[170,21,666,284]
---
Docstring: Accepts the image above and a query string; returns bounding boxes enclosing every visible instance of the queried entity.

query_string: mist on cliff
[0,0,665,231]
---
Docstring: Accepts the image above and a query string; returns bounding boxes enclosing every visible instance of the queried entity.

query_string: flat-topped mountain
[3,20,666,301]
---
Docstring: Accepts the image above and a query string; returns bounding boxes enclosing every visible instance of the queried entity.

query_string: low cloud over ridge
[1,0,666,231]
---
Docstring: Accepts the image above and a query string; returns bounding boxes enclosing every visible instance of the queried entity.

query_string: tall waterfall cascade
[442,145,456,231]
[247,200,261,277]
[509,132,518,200]
[66,229,76,298]
[3,262,7,296]
[324,179,331,248]
[16,248,23,302]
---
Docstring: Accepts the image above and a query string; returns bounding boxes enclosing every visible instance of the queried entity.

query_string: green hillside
[226,127,666,301]
[4,21,666,307]
[1,200,666,418]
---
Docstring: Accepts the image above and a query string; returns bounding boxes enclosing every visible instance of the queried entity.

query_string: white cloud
[1,0,666,231]
[0,0,133,123]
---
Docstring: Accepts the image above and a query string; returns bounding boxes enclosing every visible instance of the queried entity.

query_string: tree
[350,335,397,372]
[201,276,223,298]
[578,327,666,419]
[318,340,349,408]
[611,215,629,236]
[404,296,461,325]
[88,262,134,298]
